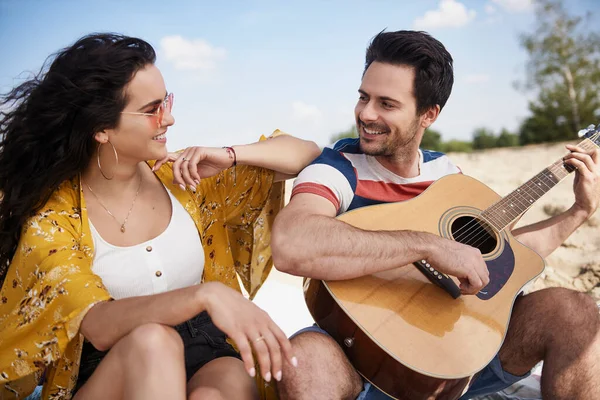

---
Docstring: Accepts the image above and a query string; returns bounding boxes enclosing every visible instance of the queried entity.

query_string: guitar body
[304,173,546,400]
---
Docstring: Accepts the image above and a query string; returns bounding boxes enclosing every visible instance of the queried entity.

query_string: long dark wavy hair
[0,33,156,287]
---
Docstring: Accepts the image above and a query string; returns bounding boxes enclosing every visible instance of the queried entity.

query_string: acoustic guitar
[304,125,600,399]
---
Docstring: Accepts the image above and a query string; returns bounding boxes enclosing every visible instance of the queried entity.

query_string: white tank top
[89,188,205,300]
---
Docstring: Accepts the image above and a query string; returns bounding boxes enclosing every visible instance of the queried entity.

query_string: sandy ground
[255,140,600,337]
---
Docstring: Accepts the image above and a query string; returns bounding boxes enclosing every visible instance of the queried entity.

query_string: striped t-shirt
[292,138,461,214]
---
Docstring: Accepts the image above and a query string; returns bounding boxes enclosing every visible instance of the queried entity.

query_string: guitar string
[460,164,561,249]
[476,158,571,228]
[452,136,598,247]
[465,152,585,250]
[477,132,598,228]
[454,133,598,243]
[447,133,599,249]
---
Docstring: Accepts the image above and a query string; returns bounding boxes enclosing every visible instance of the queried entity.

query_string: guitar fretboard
[481,137,597,231]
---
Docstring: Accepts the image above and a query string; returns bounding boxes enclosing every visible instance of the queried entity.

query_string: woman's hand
[153,147,234,190]
[197,282,298,382]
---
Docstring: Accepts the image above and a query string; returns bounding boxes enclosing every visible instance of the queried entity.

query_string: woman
[0,33,320,400]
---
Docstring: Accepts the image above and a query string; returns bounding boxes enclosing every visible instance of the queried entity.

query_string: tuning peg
[578,124,596,137]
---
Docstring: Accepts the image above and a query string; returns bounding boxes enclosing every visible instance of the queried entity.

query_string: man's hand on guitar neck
[564,144,600,218]
[512,144,599,259]
[423,235,490,295]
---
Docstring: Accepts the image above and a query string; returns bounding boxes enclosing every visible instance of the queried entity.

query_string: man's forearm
[272,213,433,280]
[81,284,207,351]
[512,205,591,258]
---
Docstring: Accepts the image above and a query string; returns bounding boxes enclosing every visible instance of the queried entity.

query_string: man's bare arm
[513,206,590,258]
[272,193,490,294]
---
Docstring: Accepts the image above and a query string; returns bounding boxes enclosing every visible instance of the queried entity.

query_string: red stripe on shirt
[292,182,341,212]
[291,182,340,211]
[355,179,434,202]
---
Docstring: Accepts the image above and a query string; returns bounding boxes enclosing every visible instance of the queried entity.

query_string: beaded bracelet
[222,146,237,185]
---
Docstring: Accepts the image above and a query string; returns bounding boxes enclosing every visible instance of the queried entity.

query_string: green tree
[472,127,497,150]
[517,0,600,144]
[329,126,357,143]
[442,140,473,153]
[496,128,520,147]
[421,128,443,151]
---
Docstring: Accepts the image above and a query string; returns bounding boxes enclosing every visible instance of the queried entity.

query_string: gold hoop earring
[97,141,118,180]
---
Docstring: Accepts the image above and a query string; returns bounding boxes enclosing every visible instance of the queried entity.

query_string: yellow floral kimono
[0,135,285,399]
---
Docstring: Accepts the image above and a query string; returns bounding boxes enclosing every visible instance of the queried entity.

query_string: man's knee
[291,330,336,347]
[290,331,347,364]
[280,331,363,398]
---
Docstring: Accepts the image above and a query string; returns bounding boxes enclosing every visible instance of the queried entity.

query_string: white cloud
[465,74,490,84]
[490,0,533,13]
[413,0,476,30]
[485,4,497,14]
[160,36,226,71]
[292,101,322,122]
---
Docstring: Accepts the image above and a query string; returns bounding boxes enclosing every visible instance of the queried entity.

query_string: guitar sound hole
[450,216,497,255]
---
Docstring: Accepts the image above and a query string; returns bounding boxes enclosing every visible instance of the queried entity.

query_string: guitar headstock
[578,124,600,148]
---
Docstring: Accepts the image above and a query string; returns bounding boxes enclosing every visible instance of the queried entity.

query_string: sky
[1,0,598,151]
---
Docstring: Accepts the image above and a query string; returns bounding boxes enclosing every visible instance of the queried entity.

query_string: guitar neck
[481,137,599,232]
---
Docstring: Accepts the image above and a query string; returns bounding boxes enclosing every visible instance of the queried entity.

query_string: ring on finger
[254,336,266,343]
[182,157,189,162]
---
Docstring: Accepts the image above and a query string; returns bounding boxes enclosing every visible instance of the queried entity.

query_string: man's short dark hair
[364,30,454,115]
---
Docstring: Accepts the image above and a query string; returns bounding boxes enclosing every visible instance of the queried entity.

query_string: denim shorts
[293,325,530,400]
[74,312,241,393]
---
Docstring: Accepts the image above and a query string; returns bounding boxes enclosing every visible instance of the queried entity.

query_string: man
[272,30,600,400]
